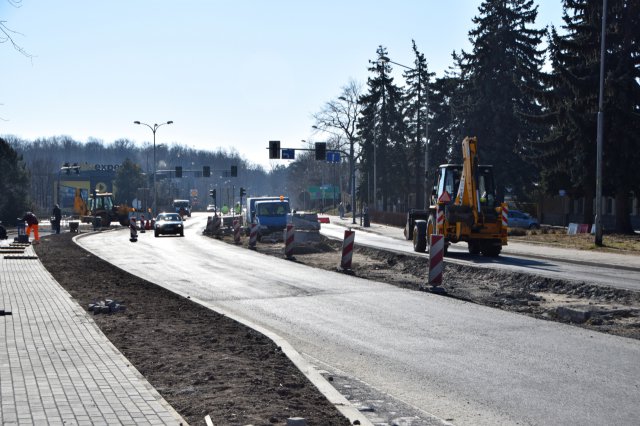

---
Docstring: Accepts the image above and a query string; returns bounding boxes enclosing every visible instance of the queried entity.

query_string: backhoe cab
[405,136,508,256]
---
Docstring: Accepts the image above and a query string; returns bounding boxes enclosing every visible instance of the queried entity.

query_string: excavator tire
[426,214,436,253]
[468,240,481,255]
[413,220,427,253]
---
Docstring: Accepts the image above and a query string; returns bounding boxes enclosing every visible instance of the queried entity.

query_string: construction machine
[404,136,508,256]
[74,188,132,227]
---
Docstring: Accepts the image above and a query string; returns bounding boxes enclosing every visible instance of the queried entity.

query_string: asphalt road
[320,221,640,291]
[77,214,640,426]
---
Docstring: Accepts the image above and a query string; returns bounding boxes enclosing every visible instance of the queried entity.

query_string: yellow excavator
[74,188,132,226]
[404,136,508,256]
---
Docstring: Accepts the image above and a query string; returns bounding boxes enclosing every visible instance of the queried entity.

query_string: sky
[1,1,564,169]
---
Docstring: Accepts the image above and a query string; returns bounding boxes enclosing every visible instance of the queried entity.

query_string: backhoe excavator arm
[454,136,480,226]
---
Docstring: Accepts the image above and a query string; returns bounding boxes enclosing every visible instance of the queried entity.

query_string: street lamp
[380,55,429,209]
[133,120,173,216]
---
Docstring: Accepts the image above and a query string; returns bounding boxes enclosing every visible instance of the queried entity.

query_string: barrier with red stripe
[248,223,258,249]
[428,234,444,286]
[284,224,295,259]
[340,229,355,270]
[436,206,445,234]
[233,219,241,244]
[501,204,509,228]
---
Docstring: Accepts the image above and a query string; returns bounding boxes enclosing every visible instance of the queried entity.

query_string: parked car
[508,210,540,229]
[206,204,217,212]
[154,212,184,237]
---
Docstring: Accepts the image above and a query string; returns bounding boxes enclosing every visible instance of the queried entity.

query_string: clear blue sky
[1,1,563,169]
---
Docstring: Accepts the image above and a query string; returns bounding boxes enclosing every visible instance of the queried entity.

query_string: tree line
[305,0,639,233]
[0,135,287,223]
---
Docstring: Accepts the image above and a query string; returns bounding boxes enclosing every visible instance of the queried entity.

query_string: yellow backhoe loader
[404,136,508,256]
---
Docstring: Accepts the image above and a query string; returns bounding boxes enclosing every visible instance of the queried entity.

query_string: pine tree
[535,0,640,232]
[357,46,408,211]
[428,67,466,177]
[456,0,546,201]
[0,138,31,223]
[401,40,435,209]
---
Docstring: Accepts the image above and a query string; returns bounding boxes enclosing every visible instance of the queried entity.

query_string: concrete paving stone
[0,247,186,425]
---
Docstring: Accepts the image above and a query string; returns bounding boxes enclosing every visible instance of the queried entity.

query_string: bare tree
[312,79,363,217]
[1,0,32,58]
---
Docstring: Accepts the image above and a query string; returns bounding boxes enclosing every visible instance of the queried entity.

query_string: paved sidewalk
[0,241,186,425]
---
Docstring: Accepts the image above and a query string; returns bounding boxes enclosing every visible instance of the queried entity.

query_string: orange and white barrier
[248,223,258,249]
[284,224,295,259]
[340,229,355,270]
[501,205,509,228]
[436,206,445,234]
[428,234,444,286]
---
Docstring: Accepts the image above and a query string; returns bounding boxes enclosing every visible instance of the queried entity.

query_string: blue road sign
[282,148,295,159]
[326,151,340,163]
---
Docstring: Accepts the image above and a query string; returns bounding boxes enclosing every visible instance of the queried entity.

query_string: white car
[206,204,217,212]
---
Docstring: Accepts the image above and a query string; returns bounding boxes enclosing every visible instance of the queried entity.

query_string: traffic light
[175,166,182,178]
[203,166,210,177]
[230,165,238,177]
[209,189,217,199]
[269,140,281,159]
[315,142,326,161]
[240,187,246,197]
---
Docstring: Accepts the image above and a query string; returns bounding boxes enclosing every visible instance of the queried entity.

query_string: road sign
[326,151,340,163]
[282,148,295,159]
[438,190,451,203]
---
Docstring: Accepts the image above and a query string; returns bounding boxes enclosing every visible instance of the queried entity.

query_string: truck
[173,199,192,218]
[244,196,291,239]
[405,136,508,256]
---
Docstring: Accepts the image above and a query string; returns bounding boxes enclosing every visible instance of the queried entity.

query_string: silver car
[154,213,184,237]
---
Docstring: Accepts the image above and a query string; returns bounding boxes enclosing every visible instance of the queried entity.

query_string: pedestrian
[52,204,62,234]
[338,202,345,219]
[22,211,40,244]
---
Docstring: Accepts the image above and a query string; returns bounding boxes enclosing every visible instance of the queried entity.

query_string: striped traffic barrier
[428,234,444,286]
[233,219,241,244]
[340,229,355,270]
[501,204,509,228]
[284,224,295,259]
[436,206,445,234]
[248,223,258,249]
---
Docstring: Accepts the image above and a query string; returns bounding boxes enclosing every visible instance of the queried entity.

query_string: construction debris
[88,299,126,315]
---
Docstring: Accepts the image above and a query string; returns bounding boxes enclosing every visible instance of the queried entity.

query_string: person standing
[52,204,62,234]
[22,211,40,244]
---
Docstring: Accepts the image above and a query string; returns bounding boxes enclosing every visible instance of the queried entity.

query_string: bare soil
[33,227,640,425]
[34,234,352,426]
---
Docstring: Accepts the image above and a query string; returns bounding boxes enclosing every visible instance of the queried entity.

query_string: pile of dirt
[34,234,352,426]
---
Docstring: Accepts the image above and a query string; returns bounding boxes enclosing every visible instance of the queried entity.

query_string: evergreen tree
[535,0,640,232]
[401,40,435,209]
[456,0,546,201]
[0,138,31,223]
[428,68,466,179]
[357,46,408,211]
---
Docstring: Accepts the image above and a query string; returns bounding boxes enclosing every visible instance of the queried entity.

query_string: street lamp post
[380,56,429,209]
[133,120,173,216]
